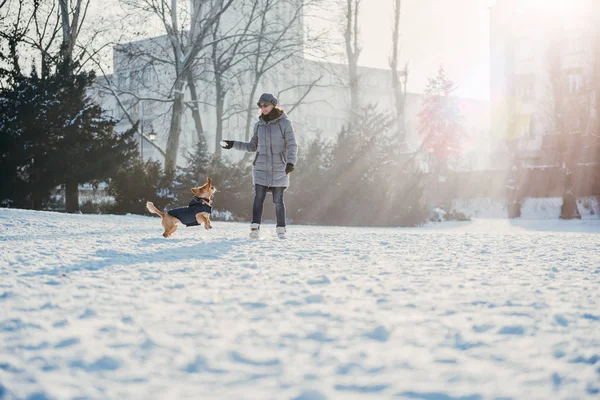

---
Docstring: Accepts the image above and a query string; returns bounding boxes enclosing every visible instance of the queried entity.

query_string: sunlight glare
[525,0,585,17]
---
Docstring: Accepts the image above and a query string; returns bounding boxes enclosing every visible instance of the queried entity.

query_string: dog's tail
[146,201,165,217]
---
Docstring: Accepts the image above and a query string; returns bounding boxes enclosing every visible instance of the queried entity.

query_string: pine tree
[417,66,464,210]
[107,158,175,215]
[418,66,464,173]
[50,70,138,212]
[322,105,396,226]
[0,66,138,211]
[0,72,64,208]
[172,135,212,204]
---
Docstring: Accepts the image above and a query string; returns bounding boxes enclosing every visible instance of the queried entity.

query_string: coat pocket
[253,152,259,166]
[279,152,287,165]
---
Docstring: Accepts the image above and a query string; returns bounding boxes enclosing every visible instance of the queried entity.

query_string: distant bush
[106,159,175,215]
[430,207,471,223]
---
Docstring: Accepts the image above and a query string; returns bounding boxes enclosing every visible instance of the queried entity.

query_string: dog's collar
[195,196,212,205]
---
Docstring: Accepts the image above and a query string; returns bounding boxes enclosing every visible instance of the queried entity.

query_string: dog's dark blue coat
[167,197,212,227]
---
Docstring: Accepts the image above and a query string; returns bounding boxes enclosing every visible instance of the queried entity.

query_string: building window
[129,70,140,89]
[142,68,155,86]
[141,100,154,118]
[568,72,583,93]
[515,74,534,101]
[117,72,128,89]
[566,31,584,54]
[528,117,536,140]
[566,111,584,134]
[515,38,533,61]
[516,114,534,140]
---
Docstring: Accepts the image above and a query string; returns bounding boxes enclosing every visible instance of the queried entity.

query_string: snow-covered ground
[1,208,600,399]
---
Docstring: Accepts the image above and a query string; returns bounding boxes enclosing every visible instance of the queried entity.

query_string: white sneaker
[249,223,260,239]
[276,226,287,240]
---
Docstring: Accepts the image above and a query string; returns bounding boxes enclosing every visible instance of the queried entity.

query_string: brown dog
[146,177,216,238]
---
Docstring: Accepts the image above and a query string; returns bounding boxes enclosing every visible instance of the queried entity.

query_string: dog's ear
[207,177,212,187]
[191,187,198,195]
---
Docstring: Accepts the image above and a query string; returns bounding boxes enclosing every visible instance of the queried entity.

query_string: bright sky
[342,0,491,100]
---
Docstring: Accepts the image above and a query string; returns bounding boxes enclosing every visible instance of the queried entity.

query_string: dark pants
[252,184,286,227]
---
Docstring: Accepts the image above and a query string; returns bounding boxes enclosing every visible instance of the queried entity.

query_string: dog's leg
[161,217,171,238]
[197,212,212,230]
[162,215,179,238]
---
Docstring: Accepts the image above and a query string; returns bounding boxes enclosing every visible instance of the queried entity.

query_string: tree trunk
[65,181,79,213]
[390,0,406,145]
[348,59,359,121]
[186,70,205,144]
[505,141,521,218]
[560,157,581,219]
[8,37,21,76]
[214,74,225,157]
[436,158,451,212]
[245,80,260,142]
[215,90,225,158]
[561,193,581,219]
[344,0,360,126]
[240,80,260,164]
[165,79,186,172]
[32,182,44,211]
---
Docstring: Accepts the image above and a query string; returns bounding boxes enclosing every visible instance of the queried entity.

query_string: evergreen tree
[418,66,464,174]
[322,105,396,226]
[286,134,330,223]
[107,158,175,215]
[50,70,138,212]
[0,71,64,208]
[0,66,138,211]
[203,155,254,221]
[417,66,464,210]
[173,135,211,203]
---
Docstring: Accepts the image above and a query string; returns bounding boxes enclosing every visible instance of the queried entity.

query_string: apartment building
[489,0,598,167]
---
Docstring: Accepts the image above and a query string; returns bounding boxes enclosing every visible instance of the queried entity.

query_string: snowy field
[1,208,600,400]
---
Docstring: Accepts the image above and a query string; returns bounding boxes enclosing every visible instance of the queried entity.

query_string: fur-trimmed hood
[259,107,285,124]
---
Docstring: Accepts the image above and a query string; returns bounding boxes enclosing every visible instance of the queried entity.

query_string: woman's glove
[220,140,234,149]
[285,163,294,174]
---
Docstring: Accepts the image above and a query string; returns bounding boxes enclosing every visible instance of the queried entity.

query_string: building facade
[489,0,598,168]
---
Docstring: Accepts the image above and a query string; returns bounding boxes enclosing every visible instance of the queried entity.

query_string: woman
[221,93,297,239]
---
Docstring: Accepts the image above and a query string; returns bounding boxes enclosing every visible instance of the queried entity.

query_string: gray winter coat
[234,112,298,188]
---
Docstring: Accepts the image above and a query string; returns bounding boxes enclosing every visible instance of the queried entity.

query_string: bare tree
[73,2,176,164]
[0,0,98,78]
[0,0,39,76]
[344,0,360,125]
[207,0,259,156]
[118,0,233,172]
[227,0,327,163]
[58,0,90,73]
[29,1,61,77]
[96,0,328,167]
[546,36,593,219]
[186,67,205,144]
[389,0,408,145]
[88,57,167,159]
